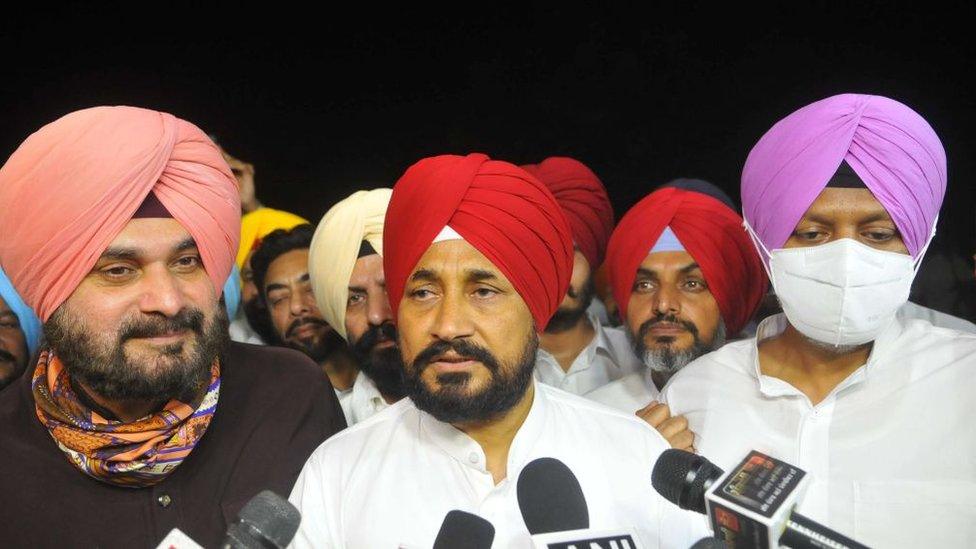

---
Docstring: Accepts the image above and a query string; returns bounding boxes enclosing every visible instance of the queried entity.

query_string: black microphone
[221,490,302,549]
[517,457,590,534]
[652,450,869,549]
[689,538,731,548]
[432,510,495,549]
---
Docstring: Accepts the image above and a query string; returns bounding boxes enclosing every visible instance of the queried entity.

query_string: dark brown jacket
[0,342,345,548]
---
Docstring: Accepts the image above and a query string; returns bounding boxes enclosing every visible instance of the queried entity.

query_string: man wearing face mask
[661,94,976,548]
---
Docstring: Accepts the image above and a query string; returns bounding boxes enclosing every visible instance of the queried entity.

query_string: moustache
[352,322,398,355]
[410,339,500,374]
[638,313,700,339]
[0,348,16,363]
[120,309,205,341]
[286,317,329,339]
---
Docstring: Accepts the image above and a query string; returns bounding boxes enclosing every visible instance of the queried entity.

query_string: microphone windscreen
[236,490,302,549]
[689,537,730,548]
[516,457,589,535]
[432,510,495,549]
[651,449,724,514]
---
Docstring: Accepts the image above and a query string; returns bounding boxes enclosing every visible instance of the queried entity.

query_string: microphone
[652,449,868,549]
[517,457,590,534]
[689,538,731,549]
[518,457,644,549]
[221,490,302,549]
[432,510,495,549]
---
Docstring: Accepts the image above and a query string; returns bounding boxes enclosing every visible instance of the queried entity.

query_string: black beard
[281,316,344,363]
[404,333,537,424]
[243,296,279,344]
[44,305,229,403]
[350,322,405,400]
[544,277,596,334]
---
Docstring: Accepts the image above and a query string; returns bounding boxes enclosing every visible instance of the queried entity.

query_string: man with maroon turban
[588,187,766,443]
[0,107,344,548]
[520,157,642,396]
[290,154,697,548]
[663,94,976,547]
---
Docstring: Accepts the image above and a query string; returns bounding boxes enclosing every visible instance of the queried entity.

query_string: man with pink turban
[0,106,343,548]
[662,94,976,547]
[520,157,642,395]
[290,154,697,548]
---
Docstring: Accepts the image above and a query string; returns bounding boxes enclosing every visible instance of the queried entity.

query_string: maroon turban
[605,187,767,336]
[520,157,614,269]
[383,153,574,330]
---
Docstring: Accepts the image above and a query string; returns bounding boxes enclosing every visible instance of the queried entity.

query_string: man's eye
[103,265,135,278]
[174,255,201,269]
[794,230,825,241]
[632,280,654,293]
[683,279,707,292]
[473,287,498,299]
[348,294,365,306]
[0,319,19,329]
[410,288,435,300]
[863,230,895,242]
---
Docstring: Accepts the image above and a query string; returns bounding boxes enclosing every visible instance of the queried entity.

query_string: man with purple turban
[520,157,643,395]
[290,154,698,548]
[0,107,344,547]
[662,94,976,547]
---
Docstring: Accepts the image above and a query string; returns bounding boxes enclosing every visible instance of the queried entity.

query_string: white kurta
[289,382,702,548]
[337,371,391,426]
[660,313,976,548]
[534,314,643,395]
[586,368,661,413]
[898,300,976,333]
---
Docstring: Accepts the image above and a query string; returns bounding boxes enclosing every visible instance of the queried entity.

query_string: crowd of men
[0,93,973,548]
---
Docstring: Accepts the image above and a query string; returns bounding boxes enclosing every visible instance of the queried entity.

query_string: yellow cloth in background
[236,207,309,270]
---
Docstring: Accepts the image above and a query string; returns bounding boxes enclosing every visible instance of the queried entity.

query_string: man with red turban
[0,107,343,548]
[290,154,697,548]
[589,187,767,419]
[520,157,642,396]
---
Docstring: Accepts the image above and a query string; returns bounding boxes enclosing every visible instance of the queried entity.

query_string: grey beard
[638,320,727,376]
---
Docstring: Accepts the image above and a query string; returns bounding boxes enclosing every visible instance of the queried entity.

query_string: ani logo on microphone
[530,527,643,549]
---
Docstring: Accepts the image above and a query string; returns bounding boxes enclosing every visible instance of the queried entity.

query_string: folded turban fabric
[661,178,737,211]
[0,264,41,356]
[741,93,946,260]
[520,157,614,269]
[0,106,241,321]
[606,187,767,336]
[236,207,309,270]
[309,189,392,340]
[223,265,242,320]
[384,153,574,330]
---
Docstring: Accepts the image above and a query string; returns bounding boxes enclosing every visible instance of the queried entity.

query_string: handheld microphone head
[222,490,301,549]
[432,510,495,549]
[516,457,589,535]
[689,537,730,548]
[651,449,724,514]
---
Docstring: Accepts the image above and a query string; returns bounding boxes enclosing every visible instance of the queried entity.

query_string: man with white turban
[662,94,976,547]
[308,188,405,425]
[0,106,343,547]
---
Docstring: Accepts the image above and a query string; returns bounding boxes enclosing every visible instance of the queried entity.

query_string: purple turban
[741,94,946,259]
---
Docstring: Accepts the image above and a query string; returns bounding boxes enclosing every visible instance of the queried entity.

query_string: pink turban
[0,106,241,321]
[520,157,614,269]
[741,93,946,259]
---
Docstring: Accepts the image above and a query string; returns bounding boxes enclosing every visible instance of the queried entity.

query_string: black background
[2,2,973,253]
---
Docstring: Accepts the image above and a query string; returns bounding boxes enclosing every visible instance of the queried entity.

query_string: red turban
[605,187,767,336]
[0,106,240,321]
[520,157,614,269]
[383,153,574,330]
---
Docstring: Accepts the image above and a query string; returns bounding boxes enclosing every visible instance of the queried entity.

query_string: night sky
[3,3,974,253]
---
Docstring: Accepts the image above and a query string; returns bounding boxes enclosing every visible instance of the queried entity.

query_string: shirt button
[157,494,172,508]
[468,452,480,464]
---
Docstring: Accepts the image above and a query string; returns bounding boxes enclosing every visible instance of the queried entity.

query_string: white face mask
[744,221,933,347]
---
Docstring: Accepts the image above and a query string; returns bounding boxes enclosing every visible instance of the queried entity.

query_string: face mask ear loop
[911,215,939,276]
[743,218,774,282]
